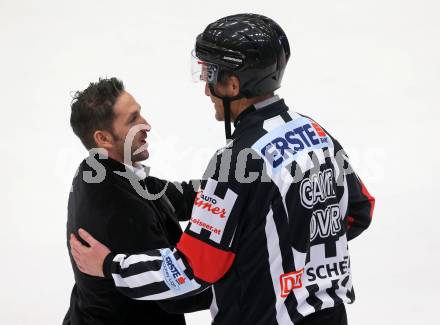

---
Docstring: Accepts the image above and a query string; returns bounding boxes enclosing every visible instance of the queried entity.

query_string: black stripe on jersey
[172,252,195,281]
[341,275,350,287]
[112,259,162,278]
[305,250,311,265]
[188,226,234,252]
[305,284,323,311]
[347,287,355,303]
[116,280,171,299]
[324,241,337,258]
[197,227,217,241]
[200,178,208,189]
[326,279,344,306]
[184,227,226,251]
[173,250,181,260]
[270,194,305,322]
[271,193,295,273]
[280,110,293,122]
[285,292,303,323]
[285,161,306,186]
[199,227,214,239]
[212,180,228,199]
[142,250,162,257]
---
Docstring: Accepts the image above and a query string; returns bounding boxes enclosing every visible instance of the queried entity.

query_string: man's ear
[228,75,240,97]
[93,130,113,149]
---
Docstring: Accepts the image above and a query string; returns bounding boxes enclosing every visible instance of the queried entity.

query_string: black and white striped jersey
[103,96,375,325]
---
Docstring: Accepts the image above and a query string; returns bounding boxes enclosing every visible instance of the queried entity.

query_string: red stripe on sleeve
[347,216,355,229]
[360,181,375,219]
[177,233,235,284]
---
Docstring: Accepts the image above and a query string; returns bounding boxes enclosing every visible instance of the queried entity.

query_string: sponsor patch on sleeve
[160,248,192,293]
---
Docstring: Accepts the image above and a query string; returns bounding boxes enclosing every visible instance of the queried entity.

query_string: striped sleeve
[103,247,208,300]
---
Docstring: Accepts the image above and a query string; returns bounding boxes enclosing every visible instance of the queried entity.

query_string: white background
[1,0,439,324]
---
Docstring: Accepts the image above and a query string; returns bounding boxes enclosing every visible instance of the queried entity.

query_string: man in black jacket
[64,77,210,325]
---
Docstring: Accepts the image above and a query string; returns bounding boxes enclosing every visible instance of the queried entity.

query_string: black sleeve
[146,177,200,222]
[157,287,212,313]
[345,170,375,240]
[106,198,168,252]
[332,140,376,241]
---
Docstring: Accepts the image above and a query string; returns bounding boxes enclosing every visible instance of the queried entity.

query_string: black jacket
[63,155,211,325]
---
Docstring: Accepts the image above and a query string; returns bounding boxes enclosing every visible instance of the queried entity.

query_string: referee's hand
[70,228,110,277]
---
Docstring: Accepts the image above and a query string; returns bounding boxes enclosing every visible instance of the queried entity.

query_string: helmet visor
[191,49,219,84]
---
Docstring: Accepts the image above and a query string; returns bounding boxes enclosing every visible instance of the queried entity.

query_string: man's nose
[144,121,151,132]
[140,117,151,132]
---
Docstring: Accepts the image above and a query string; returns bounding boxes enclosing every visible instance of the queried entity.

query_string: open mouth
[134,138,148,155]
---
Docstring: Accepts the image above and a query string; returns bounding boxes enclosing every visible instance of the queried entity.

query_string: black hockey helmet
[192,14,290,140]
[193,13,290,98]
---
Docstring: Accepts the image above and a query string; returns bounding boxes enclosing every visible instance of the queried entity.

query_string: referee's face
[109,91,151,164]
[205,82,225,121]
[205,76,241,121]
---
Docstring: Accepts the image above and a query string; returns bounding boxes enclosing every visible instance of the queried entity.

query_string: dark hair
[70,77,124,149]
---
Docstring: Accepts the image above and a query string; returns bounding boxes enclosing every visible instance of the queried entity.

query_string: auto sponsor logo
[160,249,191,292]
[189,178,238,244]
[194,192,227,218]
[251,116,333,173]
[280,269,304,298]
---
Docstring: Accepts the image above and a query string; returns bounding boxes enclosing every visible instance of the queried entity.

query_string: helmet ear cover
[216,69,235,86]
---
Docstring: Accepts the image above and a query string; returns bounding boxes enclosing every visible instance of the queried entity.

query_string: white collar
[123,162,147,180]
[254,95,281,110]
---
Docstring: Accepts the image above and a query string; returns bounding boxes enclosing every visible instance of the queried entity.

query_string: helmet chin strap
[223,98,232,141]
[209,84,241,143]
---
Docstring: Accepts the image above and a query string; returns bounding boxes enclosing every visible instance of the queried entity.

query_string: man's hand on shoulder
[70,228,111,277]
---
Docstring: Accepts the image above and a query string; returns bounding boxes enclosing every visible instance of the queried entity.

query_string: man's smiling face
[109,91,151,163]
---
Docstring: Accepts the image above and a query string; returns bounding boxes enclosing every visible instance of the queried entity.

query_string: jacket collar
[232,96,288,139]
[85,153,148,183]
